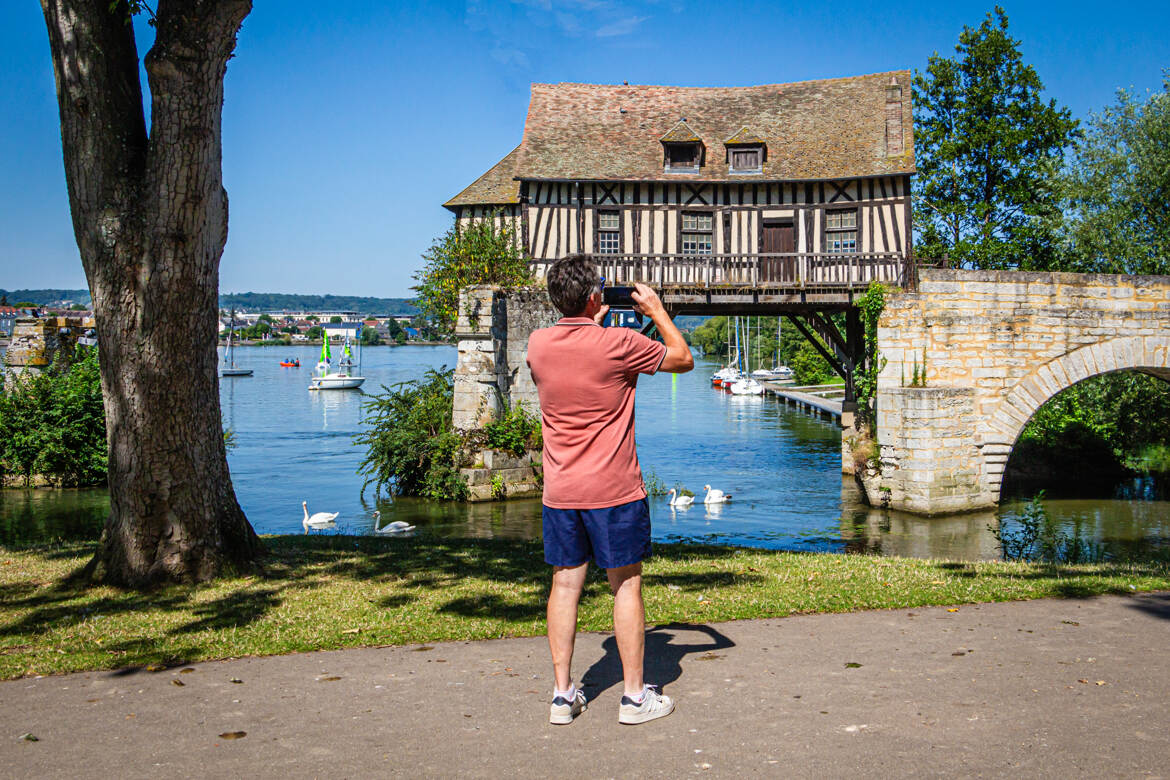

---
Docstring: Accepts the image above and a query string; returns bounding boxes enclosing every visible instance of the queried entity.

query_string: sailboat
[219,309,253,377]
[729,316,764,395]
[752,317,794,381]
[309,330,365,390]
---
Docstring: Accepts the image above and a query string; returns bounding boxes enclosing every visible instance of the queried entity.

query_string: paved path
[3,593,1169,778]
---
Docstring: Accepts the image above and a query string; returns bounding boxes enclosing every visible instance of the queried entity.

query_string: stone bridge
[867,269,1170,514]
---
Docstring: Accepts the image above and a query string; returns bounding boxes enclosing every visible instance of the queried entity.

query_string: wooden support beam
[785,314,847,381]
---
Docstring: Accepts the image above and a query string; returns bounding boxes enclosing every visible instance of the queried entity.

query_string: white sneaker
[618,684,674,725]
[549,688,587,725]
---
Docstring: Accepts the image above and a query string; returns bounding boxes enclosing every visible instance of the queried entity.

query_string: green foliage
[853,282,887,427]
[355,369,468,501]
[671,483,694,498]
[991,492,1101,563]
[490,474,506,500]
[913,7,1078,269]
[1014,373,1170,480]
[790,340,831,385]
[412,212,534,336]
[481,401,542,456]
[359,327,382,346]
[306,326,323,340]
[329,316,343,324]
[642,469,668,497]
[1060,74,1170,275]
[0,347,107,487]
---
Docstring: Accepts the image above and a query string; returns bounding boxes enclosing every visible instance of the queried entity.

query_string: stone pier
[3,316,94,377]
[452,286,557,432]
[452,286,557,501]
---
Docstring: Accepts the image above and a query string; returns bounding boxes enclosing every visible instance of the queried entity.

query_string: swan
[372,511,415,534]
[302,501,339,533]
[702,485,732,504]
[667,489,694,507]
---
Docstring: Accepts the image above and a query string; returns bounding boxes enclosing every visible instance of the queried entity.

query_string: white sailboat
[219,309,253,377]
[730,316,764,394]
[751,316,793,381]
[309,331,365,390]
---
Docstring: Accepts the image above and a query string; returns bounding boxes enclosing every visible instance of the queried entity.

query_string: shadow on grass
[4,536,1170,676]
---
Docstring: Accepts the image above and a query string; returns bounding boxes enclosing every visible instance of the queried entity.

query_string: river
[2,344,1167,561]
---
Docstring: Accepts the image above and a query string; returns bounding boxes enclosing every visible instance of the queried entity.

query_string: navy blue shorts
[542,498,651,569]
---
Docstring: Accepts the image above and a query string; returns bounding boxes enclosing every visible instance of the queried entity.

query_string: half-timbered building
[444,70,915,302]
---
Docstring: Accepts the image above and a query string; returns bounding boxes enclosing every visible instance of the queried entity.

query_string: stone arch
[978,336,1170,500]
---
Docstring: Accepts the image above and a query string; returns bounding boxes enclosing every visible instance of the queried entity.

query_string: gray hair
[546,254,600,316]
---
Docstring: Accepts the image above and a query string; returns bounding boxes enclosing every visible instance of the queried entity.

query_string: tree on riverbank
[912,7,1077,269]
[1060,76,1170,275]
[40,0,259,584]
[412,215,534,336]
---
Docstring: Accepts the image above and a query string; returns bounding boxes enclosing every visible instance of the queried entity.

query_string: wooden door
[761,222,795,282]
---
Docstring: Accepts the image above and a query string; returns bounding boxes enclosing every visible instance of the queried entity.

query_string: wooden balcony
[528,252,909,312]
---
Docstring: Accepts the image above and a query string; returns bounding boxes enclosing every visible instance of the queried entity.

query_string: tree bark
[41,0,260,585]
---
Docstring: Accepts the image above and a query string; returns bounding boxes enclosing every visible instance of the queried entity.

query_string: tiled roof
[515,71,914,182]
[443,146,522,208]
[659,120,702,143]
[724,126,766,145]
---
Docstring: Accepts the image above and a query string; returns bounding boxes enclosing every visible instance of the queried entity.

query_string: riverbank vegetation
[0,348,105,488]
[355,369,542,501]
[1,535,1167,679]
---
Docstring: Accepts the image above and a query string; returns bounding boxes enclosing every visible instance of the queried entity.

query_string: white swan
[372,511,415,534]
[302,501,339,533]
[702,485,732,504]
[667,489,694,507]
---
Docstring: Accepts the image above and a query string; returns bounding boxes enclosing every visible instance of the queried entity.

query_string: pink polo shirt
[526,317,667,509]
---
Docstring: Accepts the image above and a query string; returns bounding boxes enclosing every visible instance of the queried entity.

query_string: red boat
[280,359,300,367]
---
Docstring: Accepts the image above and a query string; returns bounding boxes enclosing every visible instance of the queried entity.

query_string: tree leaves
[411,212,534,336]
[913,7,1078,269]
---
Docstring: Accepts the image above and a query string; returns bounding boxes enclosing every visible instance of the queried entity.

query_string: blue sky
[2,1,1167,298]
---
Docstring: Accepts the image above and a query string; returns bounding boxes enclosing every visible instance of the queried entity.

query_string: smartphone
[602,285,637,308]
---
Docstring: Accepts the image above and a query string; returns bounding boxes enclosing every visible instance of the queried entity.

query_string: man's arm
[631,283,693,374]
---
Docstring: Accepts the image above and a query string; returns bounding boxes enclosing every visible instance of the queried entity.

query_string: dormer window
[665,143,701,171]
[729,146,762,173]
[724,127,766,174]
[660,119,704,173]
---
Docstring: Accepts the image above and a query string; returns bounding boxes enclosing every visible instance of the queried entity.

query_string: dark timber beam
[785,314,848,381]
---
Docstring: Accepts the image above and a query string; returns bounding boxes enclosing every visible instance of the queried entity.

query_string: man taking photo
[526,254,694,726]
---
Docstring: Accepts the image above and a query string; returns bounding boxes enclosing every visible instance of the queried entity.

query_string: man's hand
[592,303,610,325]
[631,283,665,319]
[630,283,693,374]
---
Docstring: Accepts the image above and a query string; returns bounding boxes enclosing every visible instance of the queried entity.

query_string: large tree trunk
[41,0,260,585]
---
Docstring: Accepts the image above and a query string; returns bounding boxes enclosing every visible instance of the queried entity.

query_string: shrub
[0,346,107,487]
[355,369,467,500]
[482,401,542,456]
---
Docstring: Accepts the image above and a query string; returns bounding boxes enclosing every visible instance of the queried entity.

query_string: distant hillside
[0,289,418,316]
[219,292,417,315]
[0,288,90,306]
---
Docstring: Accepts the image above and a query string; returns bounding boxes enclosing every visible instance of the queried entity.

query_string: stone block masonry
[453,285,557,501]
[867,269,1170,513]
[453,286,558,431]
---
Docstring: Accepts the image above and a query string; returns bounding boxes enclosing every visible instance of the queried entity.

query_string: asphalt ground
[3,592,1169,778]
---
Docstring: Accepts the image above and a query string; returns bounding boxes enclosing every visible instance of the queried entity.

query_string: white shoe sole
[549,704,586,725]
[618,700,675,725]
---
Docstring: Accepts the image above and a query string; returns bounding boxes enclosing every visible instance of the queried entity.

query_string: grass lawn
[2,535,1168,680]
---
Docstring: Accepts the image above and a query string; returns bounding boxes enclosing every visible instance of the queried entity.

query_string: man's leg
[607,562,644,696]
[548,562,588,692]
